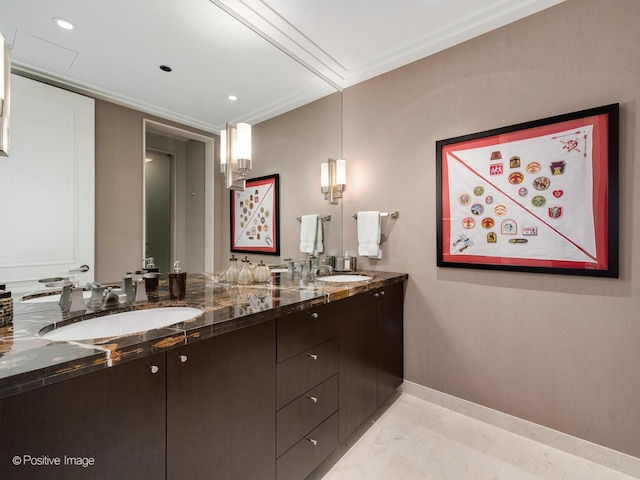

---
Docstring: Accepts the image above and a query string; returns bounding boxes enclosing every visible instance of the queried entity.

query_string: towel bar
[296,214,331,222]
[352,211,399,219]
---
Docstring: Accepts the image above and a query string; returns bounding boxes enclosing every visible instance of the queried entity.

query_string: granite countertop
[0,271,407,400]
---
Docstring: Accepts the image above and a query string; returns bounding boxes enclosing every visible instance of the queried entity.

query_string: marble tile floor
[311,393,639,480]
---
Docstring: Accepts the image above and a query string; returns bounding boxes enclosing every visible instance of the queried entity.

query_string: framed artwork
[230,174,280,255]
[436,104,619,277]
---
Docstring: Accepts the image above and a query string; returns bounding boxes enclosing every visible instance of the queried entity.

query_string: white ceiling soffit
[213,0,566,89]
[0,0,565,132]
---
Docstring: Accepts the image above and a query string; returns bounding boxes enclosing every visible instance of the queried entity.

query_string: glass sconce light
[0,32,10,157]
[321,158,346,204]
[221,122,252,190]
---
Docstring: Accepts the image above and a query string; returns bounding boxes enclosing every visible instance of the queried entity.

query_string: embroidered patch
[458,194,471,206]
[550,160,566,175]
[526,162,542,174]
[508,172,524,185]
[489,163,503,175]
[462,217,476,229]
[471,203,485,215]
[531,195,546,207]
[501,219,517,235]
[509,156,521,168]
[548,206,563,219]
[481,218,495,229]
[533,176,550,191]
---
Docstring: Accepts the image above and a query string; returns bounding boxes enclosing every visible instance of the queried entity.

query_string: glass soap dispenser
[225,255,239,283]
[237,256,254,285]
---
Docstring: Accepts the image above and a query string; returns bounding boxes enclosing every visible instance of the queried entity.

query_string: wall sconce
[321,158,346,204]
[0,32,10,157]
[222,122,252,190]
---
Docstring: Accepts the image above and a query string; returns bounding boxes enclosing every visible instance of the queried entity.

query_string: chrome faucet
[87,282,105,307]
[134,278,148,303]
[69,285,87,313]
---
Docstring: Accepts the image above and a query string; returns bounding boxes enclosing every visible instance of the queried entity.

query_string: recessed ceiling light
[228,95,238,101]
[159,65,172,72]
[53,17,75,30]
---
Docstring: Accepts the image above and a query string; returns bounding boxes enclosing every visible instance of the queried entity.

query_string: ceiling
[0,0,564,133]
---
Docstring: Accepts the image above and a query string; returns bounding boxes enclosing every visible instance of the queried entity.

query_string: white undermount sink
[41,307,203,341]
[316,274,372,283]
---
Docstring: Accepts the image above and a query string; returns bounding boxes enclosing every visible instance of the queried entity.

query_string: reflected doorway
[143,119,216,274]
[145,149,173,274]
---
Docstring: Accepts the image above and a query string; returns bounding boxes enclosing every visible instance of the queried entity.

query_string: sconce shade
[220,128,227,173]
[236,122,252,161]
[0,32,4,110]
[320,162,329,188]
[225,122,252,190]
[336,158,346,187]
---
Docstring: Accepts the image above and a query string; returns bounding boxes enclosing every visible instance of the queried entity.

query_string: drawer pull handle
[306,437,318,446]
[149,365,159,374]
[310,312,319,319]
[373,291,385,298]
[306,395,318,403]
[306,353,318,360]
[179,355,188,363]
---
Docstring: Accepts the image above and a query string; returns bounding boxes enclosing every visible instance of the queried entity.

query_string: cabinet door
[0,353,166,480]
[376,281,404,406]
[167,320,276,480]
[338,294,378,443]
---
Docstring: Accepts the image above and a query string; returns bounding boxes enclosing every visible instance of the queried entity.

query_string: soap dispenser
[169,261,187,300]
[0,284,13,327]
[224,255,239,284]
[237,256,254,285]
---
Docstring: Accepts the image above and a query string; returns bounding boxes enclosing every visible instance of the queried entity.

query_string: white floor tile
[317,393,636,480]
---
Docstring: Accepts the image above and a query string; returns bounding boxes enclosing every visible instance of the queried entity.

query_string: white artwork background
[446,125,596,263]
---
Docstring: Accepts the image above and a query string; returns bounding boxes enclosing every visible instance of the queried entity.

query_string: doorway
[143,120,216,274]
[144,149,173,274]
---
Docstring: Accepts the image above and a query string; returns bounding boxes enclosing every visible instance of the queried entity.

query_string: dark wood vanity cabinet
[0,352,167,480]
[0,320,276,480]
[167,319,276,480]
[338,281,405,443]
[0,279,404,480]
[276,303,340,480]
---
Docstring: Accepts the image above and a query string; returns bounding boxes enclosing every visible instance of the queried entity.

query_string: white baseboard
[401,381,640,479]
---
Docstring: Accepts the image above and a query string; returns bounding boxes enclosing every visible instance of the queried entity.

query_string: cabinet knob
[179,355,188,363]
[306,437,318,446]
[309,312,319,319]
[149,365,159,374]
[306,395,318,403]
[306,353,318,360]
[373,291,385,298]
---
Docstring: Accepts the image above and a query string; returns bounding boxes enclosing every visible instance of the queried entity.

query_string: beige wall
[342,0,640,457]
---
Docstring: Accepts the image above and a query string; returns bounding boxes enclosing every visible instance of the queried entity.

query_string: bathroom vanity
[0,271,406,480]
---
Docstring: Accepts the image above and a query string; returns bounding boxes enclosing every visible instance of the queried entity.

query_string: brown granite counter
[0,271,407,399]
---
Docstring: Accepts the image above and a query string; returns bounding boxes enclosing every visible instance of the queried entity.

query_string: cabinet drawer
[276,374,338,458]
[277,337,339,409]
[277,302,338,362]
[276,412,339,480]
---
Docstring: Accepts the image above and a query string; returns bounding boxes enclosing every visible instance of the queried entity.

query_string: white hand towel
[357,211,382,259]
[315,217,324,254]
[300,214,319,253]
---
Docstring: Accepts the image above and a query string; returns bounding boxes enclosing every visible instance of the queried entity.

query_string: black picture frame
[230,174,280,255]
[436,104,619,277]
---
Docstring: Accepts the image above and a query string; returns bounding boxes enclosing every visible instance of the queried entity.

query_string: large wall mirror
[1,0,343,283]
